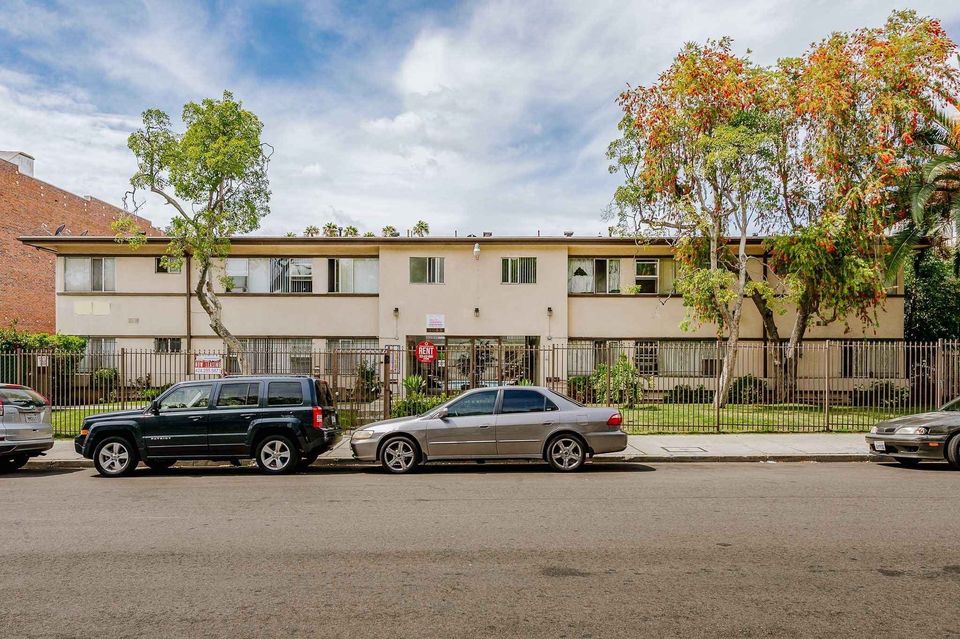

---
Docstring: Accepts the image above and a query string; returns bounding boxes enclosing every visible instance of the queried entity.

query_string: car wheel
[947,435,960,470]
[256,435,300,474]
[144,459,177,472]
[380,436,418,474]
[93,437,139,477]
[547,435,586,472]
[893,457,920,467]
[0,454,30,473]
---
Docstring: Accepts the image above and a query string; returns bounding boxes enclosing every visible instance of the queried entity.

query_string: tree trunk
[194,261,247,373]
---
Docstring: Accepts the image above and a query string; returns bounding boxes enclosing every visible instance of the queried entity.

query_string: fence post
[715,340,721,433]
[497,342,503,385]
[823,341,831,432]
[119,348,127,410]
[605,344,612,407]
[937,339,944,408]
[383,349,391,420]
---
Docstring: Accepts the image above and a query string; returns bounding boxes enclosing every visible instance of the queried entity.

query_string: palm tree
[411,220,430,237]
[303,225,320,237]
[887,109,960,278]
[322,222,340,237]
[343,225,359,237]
[362,231,375,237]
[381,225,398,237]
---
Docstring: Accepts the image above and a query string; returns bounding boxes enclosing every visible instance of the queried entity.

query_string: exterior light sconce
[474,307,480,317]
[473,243,481,260]
[547,307,553,317]
[393,307,399,318]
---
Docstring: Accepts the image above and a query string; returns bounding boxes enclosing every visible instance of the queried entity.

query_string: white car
[0,383,54,472]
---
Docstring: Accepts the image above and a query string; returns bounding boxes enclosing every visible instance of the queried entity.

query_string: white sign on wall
[194,354,223,376]
[426,313,446,333]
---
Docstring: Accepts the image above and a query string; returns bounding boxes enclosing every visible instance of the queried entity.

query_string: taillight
[312,406,324,429]
[606,412,622,427]
[0,399,4,416]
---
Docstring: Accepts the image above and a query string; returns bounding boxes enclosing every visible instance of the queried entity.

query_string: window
[268,381,304,406]
[154,338,182,353]
[501,389,557,414]
[410,257,445,284]
[842,343,900,379]
[155,257,181,274]
[159,384,212,411]
[328,258,379,293]
[634,341,659,375]
[225,258,250,292]
[271,258,313,293]
[634,259,659,294]
[657,341,716,377]
[568,258,621,294]
[65,257,115,292]
[445,390,498,417]
[501,257,536,284]
[228,338,314,375]
[216,382,260,407]
[82,337,116,372]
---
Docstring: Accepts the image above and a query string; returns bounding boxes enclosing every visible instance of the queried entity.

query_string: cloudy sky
[2,1,959,237]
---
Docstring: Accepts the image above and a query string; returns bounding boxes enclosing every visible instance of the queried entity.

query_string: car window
[0,387,46,408]
[216,382,260,408]
[159,384,212,411]
[545,388,584,407]
[446,390,498,417]
[268,381,304,406]
[943,397,960,411]
[501,389,557,414]
[314,380,334,406]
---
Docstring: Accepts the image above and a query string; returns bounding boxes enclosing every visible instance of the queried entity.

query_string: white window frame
[501,257,537,284]
[64,257,115,292]
[634,259,659,294]
[410,257,445,284]
[225,258,249,292]
[568,258,621,294]
[328,258,379,294]
[270,258,313,293]
[154,337,183,353]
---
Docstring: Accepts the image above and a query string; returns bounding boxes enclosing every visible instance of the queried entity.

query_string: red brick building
[0,152,159,333]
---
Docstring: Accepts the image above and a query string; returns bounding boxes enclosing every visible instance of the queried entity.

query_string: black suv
[75,376,340,477]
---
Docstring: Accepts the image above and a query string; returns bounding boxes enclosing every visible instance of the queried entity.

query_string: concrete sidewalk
[30,432,878,469]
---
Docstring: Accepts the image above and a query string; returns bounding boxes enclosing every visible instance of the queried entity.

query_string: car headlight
[351,430,374,441]
[896,426,928,435]
[870,426,878,434]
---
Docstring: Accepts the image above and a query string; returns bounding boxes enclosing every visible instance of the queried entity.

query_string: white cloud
[1,0,959,237]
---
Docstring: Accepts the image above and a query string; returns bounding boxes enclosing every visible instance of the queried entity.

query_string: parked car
[0,383,54,472]
[350,386,627,473]
[866,396,960,467]
[75,376,341,477]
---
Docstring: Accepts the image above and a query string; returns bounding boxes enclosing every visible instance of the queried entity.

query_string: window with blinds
[501,257,537,284]
[410,257,444,284]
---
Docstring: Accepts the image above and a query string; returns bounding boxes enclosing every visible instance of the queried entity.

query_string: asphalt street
[3,461,960,638]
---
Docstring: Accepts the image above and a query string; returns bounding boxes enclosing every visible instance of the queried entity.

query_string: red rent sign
[415,341,438,364]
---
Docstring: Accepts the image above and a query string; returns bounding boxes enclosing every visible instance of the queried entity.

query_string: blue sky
[1,0,959,236]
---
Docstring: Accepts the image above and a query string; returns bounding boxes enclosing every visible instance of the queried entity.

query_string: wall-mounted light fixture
[474,307,480,317]
[393,307,399,318]
[547,306,553,317]
[473,242,481,260]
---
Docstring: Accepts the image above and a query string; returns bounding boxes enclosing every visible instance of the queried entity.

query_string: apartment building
[19,234,905,391]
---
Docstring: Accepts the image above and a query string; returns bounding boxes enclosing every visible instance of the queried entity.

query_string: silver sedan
[350,386,628,473]
[0,383,54,472]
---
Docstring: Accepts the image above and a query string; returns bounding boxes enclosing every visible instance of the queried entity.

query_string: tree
[905,248,960,340]
[303,225,320,237]
[115,91,271,369]
[322,222,340,237]
[381,225,398,237]
[343,225,359,237]
[362,231,375,237]
[411,220,430,237]
[609,38,779,407]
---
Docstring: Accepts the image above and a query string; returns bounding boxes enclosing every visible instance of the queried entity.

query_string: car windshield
[942,397,960,411]
[0,387,46,408]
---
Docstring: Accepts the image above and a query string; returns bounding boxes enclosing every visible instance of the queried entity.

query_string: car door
[425,389,499,458]
[207,381,262,456]
[495,389,559,456]
[141,383,213,457]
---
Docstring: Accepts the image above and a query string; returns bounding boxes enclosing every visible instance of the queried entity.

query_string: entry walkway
[34,432,877,468]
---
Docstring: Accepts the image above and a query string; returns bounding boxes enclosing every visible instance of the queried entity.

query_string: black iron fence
[3,340,958,437]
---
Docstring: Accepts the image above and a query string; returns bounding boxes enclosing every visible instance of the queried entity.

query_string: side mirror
[149,401,160,415]
[436,407,449,420]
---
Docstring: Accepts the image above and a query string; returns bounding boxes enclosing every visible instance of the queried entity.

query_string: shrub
[663,384,714,404]
[567,376,593,403]
[592,353,650,408]
[0,327,87,352]
[93,367,118,385]
[727,374,767,404]
[355,360,382,401]
[852,381,910,408]
[391,393,448,418]
[403,375,425,394]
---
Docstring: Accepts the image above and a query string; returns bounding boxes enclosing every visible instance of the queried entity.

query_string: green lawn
[51,403,144,437]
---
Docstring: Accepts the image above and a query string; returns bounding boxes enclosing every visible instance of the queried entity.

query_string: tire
[297,450,321,470]
[144,459,177,472]
[93,436,139,477]
[947,435,960,470]
[255,435,300,475]
[0,454,30,474]
[546,434,586,472]
[893,457,920,468]
[380,436,419,474]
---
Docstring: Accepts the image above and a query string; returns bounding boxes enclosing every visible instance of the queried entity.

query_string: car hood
[357,415,421,433]
[875,412,960,429]
[84,408,146,423]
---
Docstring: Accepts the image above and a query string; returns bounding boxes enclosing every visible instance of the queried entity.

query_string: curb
[25,453,885,471]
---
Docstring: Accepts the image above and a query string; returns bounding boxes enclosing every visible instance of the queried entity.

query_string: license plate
[874,441,886,452]
[25,413,40,423]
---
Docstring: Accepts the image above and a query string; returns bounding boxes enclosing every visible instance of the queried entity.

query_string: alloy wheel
[382,439,416,473]
[260,440,292,471]
[98,442,130,474]
[549,437,584,471]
